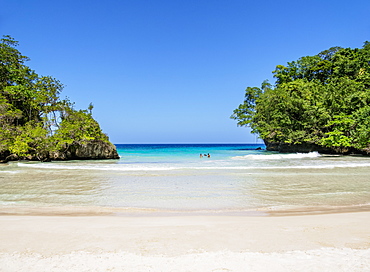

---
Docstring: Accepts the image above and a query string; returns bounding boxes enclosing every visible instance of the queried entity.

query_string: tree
[232,42,370,153]
[0,35,114,160]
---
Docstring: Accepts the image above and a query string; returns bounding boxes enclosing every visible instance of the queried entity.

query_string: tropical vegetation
[232,42,370,153]
[0,35,115,161]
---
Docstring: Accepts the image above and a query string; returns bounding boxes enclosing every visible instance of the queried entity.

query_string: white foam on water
[232,151,321,160]
[0,171,19,174]
[16,159,370,171]
[16,162,178,171]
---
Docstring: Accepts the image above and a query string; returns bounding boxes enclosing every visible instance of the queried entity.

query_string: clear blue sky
[1,0,369,143]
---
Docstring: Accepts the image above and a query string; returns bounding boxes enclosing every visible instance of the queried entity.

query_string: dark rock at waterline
[0,140,119,163]
[0,153,19,163]
[263,140,370,155]
[64,140,120,160]
[5,154,19,161]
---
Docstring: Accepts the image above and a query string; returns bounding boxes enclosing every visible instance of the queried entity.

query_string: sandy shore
[1,212,370,271]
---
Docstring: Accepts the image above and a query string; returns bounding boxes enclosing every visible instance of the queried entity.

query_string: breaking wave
[16,159,370,172]
[232,152,321,160]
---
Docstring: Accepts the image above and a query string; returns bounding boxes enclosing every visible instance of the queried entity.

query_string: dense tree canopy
[0,35,113,161]
[232,42,370,153]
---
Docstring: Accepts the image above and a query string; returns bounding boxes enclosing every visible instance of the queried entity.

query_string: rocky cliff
[264,140,370,155]
[1,140,120,163]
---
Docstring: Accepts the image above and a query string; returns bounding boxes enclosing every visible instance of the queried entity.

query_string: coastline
[2,204,370,217]
[2,145,370,271]
[1,211,369,271]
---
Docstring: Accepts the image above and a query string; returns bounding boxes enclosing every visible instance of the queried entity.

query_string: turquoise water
[1,143,370,214]
[115,144,266,169]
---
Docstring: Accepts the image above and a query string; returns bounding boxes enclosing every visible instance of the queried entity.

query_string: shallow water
[1,144,370,214]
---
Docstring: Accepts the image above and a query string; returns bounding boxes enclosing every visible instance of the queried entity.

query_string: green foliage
[52,109,109,150]
[0,35,111,159]
[320,114,355,147]
[232,42,370,150]
[8,122,49,157]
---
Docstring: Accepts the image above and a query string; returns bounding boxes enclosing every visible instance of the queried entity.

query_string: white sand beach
[1,212,369,271]
[2,149,370,271]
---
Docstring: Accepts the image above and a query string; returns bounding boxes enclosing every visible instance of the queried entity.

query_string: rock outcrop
[63,140,120,160]
[1,140,119,163]
[264,140,370,155]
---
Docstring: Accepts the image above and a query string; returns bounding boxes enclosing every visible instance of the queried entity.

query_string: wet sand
[1,212,369,271]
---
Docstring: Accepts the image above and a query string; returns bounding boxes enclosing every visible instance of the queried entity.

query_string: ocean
[1,143,370,215]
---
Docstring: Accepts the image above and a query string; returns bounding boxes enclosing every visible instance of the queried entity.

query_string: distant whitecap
[232,151,321,160]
